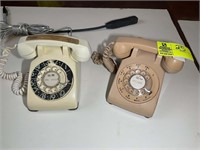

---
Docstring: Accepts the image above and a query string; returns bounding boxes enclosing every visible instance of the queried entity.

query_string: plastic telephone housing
[17,34,91,62]
[17,34,91,111]
[113,37,184,73]
[107,37,184,117]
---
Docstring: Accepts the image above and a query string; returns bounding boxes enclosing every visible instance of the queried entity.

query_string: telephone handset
[92,37,184,117]
[16,34,91,111]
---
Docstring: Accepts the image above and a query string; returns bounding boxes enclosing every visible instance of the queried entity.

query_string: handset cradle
[17,34,91,62]
[113,37,184,73]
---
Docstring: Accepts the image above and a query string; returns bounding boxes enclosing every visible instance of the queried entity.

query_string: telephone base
[107,48,165,118]
[106,100,113,105]
[68,102,79,110]
[28,109,38,112]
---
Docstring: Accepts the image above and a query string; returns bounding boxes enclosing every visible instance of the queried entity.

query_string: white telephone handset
[17,34,91,61]
[2,34,91,111]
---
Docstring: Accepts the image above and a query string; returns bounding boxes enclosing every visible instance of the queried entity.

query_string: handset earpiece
[113,37,158,59]
[70,41,91,62]
[113,40,134,58]
[65,36,91,62]
[17,37,37,59]
[161,56,184,73]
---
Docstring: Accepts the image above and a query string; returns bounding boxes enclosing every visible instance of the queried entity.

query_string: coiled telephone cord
[91,42,117,73]
[0,45,28,95]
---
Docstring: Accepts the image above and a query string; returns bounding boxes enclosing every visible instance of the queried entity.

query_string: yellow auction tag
[157,41,194,61]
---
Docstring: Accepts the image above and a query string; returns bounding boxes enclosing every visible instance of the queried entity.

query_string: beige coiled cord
[91,42,117,73]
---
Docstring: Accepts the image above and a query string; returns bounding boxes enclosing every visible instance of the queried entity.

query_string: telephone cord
[0,21,55,39]
[91,42,117,73]
[0,16,138,39]
[91,51,103,65]
[0,45,28,95]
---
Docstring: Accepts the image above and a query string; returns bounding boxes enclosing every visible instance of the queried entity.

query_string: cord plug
[105,16,138,29]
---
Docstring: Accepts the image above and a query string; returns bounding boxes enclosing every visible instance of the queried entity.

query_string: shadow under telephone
[0,34,91,111]
[92,37,184,118]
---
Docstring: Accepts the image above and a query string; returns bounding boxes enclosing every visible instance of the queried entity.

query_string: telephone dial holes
[31,60,73,100]
[128,89,134,94]
[56,84,65,91]
[135,69,141,74]
[124,79,129,84]
[139,89,145,96]
[50,87,57,93]
[36,80,42,86]
[57,69,62,74]
[52,66,58,71]
[125,74,131,79]
[132,89,139,96]
[38,84,45,90]
[124,85,130,90]
[117,63,159,104]
[45,87,50,93]
[39,70,45,76]
[36,74,43,80]
[145,75,150,80]
[45,67,51,71]
[141,71,146,76]
[130,70,135,75]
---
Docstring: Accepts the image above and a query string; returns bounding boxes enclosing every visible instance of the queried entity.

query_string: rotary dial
[30,60,73,100]
[116,64,159,104]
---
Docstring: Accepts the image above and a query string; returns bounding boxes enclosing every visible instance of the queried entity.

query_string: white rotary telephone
[0,34,91,111]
